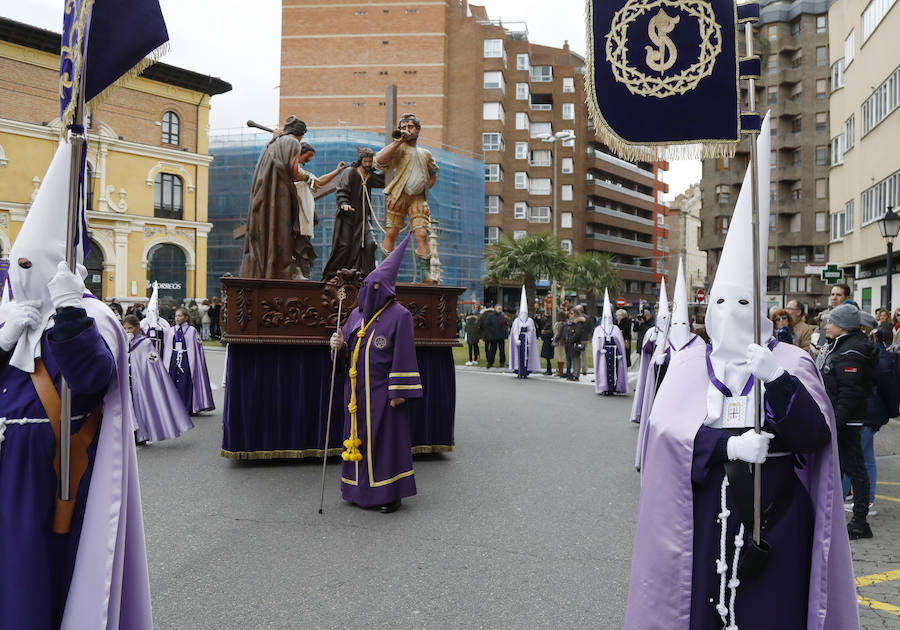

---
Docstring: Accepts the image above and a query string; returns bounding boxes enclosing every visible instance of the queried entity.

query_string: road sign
[696,289,706,303]
[616,297,626,308]
[821,263,843,285]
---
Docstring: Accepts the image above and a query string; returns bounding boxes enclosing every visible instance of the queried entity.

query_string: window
[561,157,573,173]
[513,230,527,240]
[516,83,529,100]
[790,81,802,100]
[516,53,530,71]
[815,245,826,261]
[562,103,575,120]
[768,247,776,263]
[530,93,553,110]
[658,213,666,226]
[845,199,855,233]
[485,195,502,214]
[485,164,503,182]
[515,112,530,130]
[769,215,776,232]
[861,65,900,136]
[515,142,529,159]
[482,132,504,152]
[483,102,505,122]
[529,178,551,195]
[770,189,777,201]
[514,172,528,189]
[85,162,94,209]
[562,77,575,93]
[561,212,573,228]
[861,169,900,225]
[845,115,855,150]
[816,79,827,99]
[161,111,179,145]
[485,226,500,245]
[791,182,802,200]
[816,46,827,67]
[816,212,826,231]
[530,122,552,138]
[862,0,896,42]
[767,86,777,105]
[528,206,551,223]
[831,211,846,241]
[790,247,808,262]
[790,19,801,36]
[484,39,504,58]
[531,65,552,82]
[791,49,803,69]
[561,184,573,201]
[715,184,730,205]
[767,25,777,40]
[816,112,827,132]
[816,178,827,199]
[815,145,827,166]
[483,71,505,91]
[789,277,810,293]
[845,30,855,66]
[154,173,183,219]
[561,131,575,147]
[529,150,551,167]
[715,216,729,235]
[561,239,573,255]
[791,116,802,133]
[514,202,527,219]
[716,156,730,170]
[767,56,777,74]
[792,149,801,165]
[831,59,845,90]
[830,135,845,165]
[790,214,802,232]
[816,14,826,33]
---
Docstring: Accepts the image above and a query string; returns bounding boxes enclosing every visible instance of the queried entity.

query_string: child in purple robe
[508,286,540,378]
[592,289,628,395]
[331,232,421,513]
[123,315,193,443]
[163,308,215,415]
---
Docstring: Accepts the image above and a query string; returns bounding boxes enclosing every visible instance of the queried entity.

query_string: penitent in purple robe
[0,299,153,629]
[629,331,658,423]
[626,340,859,630]
[340,302,422,507]
[592,324,628,394]
[508,317,540,378]
[129,334,193,442]
[163,323,214,414]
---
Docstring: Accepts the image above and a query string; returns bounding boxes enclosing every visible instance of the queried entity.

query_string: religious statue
[373,113,439,282]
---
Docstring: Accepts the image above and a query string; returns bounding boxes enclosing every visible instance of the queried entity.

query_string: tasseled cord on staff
[342,300,391,462]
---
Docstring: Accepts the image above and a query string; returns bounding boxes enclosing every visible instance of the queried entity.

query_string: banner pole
[743,21,763,545]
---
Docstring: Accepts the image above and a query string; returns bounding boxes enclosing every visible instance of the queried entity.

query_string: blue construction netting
[208,128,484,302]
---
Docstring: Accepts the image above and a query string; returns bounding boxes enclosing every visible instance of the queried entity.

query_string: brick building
[279,1,669,306]
[699,0,832,310]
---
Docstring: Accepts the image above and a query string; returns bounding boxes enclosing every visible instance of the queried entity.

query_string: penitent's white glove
[48,261,85,310]
[0,301,43,351]
[330,332,343,351]
[644,327,658,345]
[516,339,521,347]
[746,343,785,383]
[726,429,774,464]
[653,352,666,366]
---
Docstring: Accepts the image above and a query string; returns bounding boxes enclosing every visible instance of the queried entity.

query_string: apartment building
[279,1,669,304]
[664,183,707,295]
[699,0,832,309]
[827,0,900,312]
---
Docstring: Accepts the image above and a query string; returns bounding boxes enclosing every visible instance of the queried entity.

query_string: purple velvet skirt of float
[221,346,455,458]
[130,337,193,442]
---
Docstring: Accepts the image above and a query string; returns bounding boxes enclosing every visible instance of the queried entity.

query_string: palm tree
[564,252,623,318]
[483,232,570,310]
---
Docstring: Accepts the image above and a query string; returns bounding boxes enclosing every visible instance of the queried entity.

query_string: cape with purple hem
[129,335,193,442]
[163,323,214,413]
[508,317,540,375]
[592,324,628,394]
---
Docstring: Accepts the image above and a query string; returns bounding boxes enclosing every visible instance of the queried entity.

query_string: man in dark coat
[240,116,312,279]
[464,305,483,365]
[482,304,508,368]
[633,306,654,357]
[322,147,385,279]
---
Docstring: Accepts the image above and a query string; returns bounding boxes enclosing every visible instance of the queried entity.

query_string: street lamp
[538,131,576,318]
[778,261,790,308]
[877,205,900,312]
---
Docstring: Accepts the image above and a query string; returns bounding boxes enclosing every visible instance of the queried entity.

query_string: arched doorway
[148,243,187,322]
[84,239,104,298]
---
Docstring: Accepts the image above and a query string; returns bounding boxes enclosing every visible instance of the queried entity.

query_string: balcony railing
[584,233,653,249]
[586,204,655,227]
[586,147,655,181]
[611,261,654,275]
[586,177,655,203]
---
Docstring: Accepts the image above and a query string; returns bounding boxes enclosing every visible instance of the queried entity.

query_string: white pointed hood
[705,112,772,424]
[668,257,692,350]
[6,140,83,373]
[652,277,670,356]
[0,278,10,309]
[146,281,160,328]
[600,288,614,338]
[518,285,528,323]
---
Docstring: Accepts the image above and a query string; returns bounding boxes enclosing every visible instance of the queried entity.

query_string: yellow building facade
[0,18,230,308]
[827,0,900,312]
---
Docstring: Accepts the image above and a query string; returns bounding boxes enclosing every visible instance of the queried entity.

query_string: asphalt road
[139,349,641,629]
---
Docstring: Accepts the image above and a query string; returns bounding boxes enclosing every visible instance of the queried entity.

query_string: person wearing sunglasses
[771,308,794,345]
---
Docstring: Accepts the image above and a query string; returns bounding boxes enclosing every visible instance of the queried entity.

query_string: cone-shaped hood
[146,281,160,328]
[656,277,669,333]
[518,285,528,323]
[705,112,772,424]
[357,231,411,319]
[669,257,692,349]
[0,278,9,308]
[6,140,83,372]
[600,288,614,337]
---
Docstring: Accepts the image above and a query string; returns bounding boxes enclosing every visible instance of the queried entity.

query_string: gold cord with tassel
[342,300,391,462]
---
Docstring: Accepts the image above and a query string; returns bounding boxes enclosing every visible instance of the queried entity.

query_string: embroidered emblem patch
[373,335,387,349]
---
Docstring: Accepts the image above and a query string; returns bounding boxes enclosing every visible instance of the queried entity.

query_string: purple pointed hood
[357,231,410,319]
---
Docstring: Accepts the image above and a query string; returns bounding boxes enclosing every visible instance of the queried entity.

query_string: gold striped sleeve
[388,384,423,390]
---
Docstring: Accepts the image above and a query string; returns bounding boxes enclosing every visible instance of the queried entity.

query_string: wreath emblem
[373,335,387,349]
[605,0,723,99]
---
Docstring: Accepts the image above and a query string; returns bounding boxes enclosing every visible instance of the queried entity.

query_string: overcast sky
[2,0,699,198]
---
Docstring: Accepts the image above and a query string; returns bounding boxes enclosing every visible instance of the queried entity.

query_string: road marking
[874,494,900,503]
[876,481,900,486]
[857,570,900,616]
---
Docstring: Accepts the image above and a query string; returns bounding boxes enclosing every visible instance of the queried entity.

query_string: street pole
[887,240,893,314]
[551,139,558,319]
[781,279,786,309]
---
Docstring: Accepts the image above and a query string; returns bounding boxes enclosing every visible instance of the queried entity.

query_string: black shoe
[847,519,873,540]
[379,500,401,514]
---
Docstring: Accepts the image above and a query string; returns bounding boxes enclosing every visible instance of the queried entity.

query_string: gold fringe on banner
[582,0,740,162]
